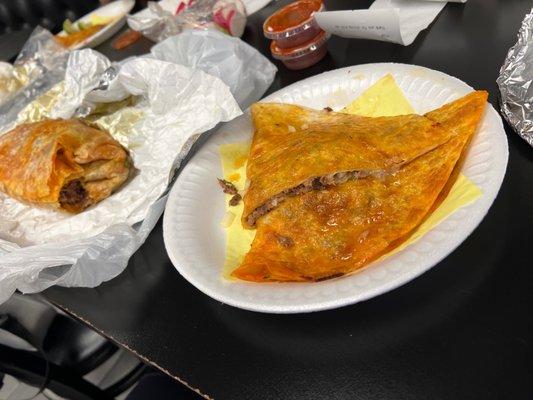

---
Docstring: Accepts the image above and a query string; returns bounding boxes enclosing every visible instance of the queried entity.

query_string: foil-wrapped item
[0,63,24,103]
[497,8,533,147]
[0,27,69,123]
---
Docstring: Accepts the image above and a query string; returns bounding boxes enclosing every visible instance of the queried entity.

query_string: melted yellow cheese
[342,74,414,116]
[220,142,256,279]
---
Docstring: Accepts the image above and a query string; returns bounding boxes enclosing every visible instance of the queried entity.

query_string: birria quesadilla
[232,91,487,282]
[243,99,476,228]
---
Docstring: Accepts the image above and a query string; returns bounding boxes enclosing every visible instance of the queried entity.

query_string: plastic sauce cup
[270,30,329,70]
[263,0,324,49]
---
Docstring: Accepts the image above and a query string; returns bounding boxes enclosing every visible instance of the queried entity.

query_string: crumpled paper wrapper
[497,8,533,147]
[0,48,241,304]
[315,0,467,46]
[151,29,277,108]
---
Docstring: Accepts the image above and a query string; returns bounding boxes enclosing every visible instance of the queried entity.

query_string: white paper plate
[57,0,135,50]
[163,63,508,314]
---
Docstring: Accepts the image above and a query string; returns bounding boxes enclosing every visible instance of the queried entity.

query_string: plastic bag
[128,0,247,42]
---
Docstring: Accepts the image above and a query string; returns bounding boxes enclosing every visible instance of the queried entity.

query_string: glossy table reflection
[30,0,533,399]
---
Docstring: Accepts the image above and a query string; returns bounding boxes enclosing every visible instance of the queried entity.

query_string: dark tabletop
[8,0,531,398]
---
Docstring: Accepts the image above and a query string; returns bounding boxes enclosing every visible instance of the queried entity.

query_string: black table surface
[5,0,531,398]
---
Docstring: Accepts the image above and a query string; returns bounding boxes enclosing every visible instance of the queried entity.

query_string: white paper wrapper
[151,30,277,108]
[0,49,241,304]
[315,0,467,46]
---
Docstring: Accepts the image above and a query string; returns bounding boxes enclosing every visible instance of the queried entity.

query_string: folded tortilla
[243,102,465,228]
[0,119,131,212]
[233,91,487,282]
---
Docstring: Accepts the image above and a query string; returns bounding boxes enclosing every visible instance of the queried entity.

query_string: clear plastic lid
[263,0,324,41]
[270,30,329,60]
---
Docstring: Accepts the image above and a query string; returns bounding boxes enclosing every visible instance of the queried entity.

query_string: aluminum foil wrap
[0,48,241,303]
[497,8,533,147]
[0,27,69,120]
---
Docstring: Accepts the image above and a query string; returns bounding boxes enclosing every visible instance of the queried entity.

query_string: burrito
[233,91,488,282]
[0,119,131,212]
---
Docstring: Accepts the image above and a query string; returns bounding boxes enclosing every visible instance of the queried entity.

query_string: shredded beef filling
[229,193,242,206]
[59,179,87,206]
[246,170,373,227]
[218,178,239,195]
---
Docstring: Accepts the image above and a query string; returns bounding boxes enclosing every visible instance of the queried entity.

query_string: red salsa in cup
[263,0,324,48]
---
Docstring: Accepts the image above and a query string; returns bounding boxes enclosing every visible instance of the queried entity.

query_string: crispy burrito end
[0,119,131,213]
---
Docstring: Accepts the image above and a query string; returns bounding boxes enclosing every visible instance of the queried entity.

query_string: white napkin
[315,0,467,46]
